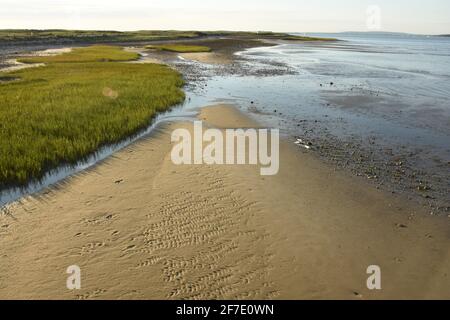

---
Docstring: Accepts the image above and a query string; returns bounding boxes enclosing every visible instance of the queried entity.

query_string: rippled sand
[0,105,448,299]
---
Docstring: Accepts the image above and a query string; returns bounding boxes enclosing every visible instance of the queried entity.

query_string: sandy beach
[0,104,448,300]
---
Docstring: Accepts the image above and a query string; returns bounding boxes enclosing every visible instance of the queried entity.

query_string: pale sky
[1,0,449,34]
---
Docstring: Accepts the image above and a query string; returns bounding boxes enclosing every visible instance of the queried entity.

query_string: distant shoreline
[0,30,337,47]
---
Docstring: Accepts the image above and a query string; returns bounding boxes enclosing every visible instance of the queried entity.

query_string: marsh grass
[147,44,212,53]
[18,45,139,63]
[0,30,203,44]
[0,46,185,187]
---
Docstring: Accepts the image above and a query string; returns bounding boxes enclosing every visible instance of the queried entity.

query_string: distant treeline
[0,29,336,45]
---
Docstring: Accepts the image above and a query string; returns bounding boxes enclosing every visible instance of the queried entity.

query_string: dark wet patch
[0,76,19,83]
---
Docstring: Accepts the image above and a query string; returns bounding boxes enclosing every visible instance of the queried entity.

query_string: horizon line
[0,28,448,37]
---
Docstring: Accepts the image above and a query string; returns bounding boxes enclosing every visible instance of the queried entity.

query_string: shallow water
[183,34,450,156]
[178,33,450,211]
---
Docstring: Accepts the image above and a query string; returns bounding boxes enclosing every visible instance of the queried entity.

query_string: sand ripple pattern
[127,160,277,300]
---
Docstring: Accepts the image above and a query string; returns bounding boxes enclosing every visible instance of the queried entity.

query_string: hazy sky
[1,0,449,34]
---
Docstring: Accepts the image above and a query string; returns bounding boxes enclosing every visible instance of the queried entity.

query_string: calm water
[184,32,450,156]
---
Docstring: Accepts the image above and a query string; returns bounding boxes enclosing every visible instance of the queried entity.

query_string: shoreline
[1,39,448,215]
[0,104,448,299]
[0,38,279,206]
[0,45,185,192]
[161,40,450,216]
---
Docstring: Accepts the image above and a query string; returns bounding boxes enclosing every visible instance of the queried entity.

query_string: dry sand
[0,104,448,300]
[124,47,164,65]
[179,52,232,65]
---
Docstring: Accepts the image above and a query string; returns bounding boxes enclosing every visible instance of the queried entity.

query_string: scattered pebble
[294,138,312,150]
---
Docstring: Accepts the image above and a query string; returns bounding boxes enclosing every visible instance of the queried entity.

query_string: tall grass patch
[0,46,185,187]
[18,45,139,64]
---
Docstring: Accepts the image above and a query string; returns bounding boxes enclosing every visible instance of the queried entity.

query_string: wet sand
[0,104,448,300]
